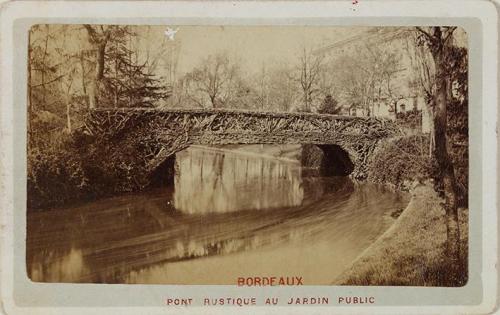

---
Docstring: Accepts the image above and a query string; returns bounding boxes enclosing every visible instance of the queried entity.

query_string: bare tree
[330,44,401,117]
[27,26,35,138]
[298,48,325,112]
[268,64,299,112]
[333,54,371,115]
[185,52,239,108]
[255,62,270,110]
[374,49,401,116]
[317,62,337,102]
[416,26,461,283]
[84,25,114,108]
[60,70,76,133]
[78,50,93,108]
[405,30,437,154]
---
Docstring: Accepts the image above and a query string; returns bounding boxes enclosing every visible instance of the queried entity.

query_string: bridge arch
[317,144,355,177]
[301,144,356,177]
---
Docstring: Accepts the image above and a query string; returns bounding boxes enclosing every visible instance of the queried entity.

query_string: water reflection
[29,248,88,283]
[26,145,409,284]
[174,146,303,214]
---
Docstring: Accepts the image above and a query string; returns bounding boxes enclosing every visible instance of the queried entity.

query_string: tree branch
[83,25,98,43]
[30,73,66,88]
[415,27,434,42]
[443,26,457,43]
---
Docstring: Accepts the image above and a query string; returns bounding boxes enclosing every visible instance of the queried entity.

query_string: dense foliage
[28,132,139,210]
[367,135,433,191]
[443,45,468,207]
[317,95,341,115]
[100,27,169,107]
[368,131,468,208]
[396,109,422,132]
[28,128,176,210]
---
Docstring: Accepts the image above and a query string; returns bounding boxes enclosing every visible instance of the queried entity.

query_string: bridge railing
[90,107,394,122]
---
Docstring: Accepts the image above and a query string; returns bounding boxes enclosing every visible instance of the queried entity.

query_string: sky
[32,24,468,81]
[138,25,372,76]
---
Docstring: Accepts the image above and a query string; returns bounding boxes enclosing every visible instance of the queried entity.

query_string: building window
[400,103,406,113]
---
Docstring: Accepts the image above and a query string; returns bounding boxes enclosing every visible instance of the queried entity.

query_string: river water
[26,145,409,285]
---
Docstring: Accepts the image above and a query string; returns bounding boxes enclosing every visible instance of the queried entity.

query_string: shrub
[27,130,153,210]
[318,94,341,115]
[367,135,433,191]
[27,144,89,210]
[396,109,422,132]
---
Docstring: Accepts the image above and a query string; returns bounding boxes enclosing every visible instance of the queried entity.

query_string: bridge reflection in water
[174,146,303,214]
[27,145,409,285]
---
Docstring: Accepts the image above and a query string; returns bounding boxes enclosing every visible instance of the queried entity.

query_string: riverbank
[334,184,468,286]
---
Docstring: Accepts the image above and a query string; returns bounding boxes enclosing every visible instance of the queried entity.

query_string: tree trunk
[41,25,50,107]
[426,100,436,157]
[114,53,119,108]
[80,51,90,108]
[27,31,33,140]
[96,42,106,81]
[433,51,461,285]
[63,79,73,133]
[88,40,107,109]
[66,101,72,133]
[88,82,97,109]
[210,95,216,108]
[303,91,310,112]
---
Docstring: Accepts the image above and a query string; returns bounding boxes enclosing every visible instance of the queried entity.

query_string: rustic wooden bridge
[84,108,402,180]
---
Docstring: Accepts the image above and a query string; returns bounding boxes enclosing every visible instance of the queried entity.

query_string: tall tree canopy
[84,25,168,108]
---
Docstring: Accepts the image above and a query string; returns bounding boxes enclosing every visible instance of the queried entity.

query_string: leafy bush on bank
[27,131,152,210]
[368,133,468,207]
[396,109,422,132]
[367,135,433,191]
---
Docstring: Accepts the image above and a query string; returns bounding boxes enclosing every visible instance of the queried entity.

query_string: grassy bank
[334,184,468,286]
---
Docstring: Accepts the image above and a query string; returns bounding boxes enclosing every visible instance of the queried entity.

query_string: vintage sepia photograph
[26,24,469,287]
